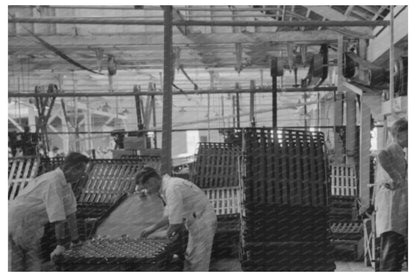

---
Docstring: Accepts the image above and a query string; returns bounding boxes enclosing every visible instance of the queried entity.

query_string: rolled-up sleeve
[44,183,66,223]
[165,186,184,224]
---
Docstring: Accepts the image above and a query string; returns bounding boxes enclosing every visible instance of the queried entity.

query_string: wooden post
[389,5,396,118]
[333,35,344,164]
[161,6,173,175]
[72,71,80,152]
[304,92,308,130]
[271,57,278,128]
[345,91,357,165]
[152,95,157,148]
[359,97,371,213]
[134,85,143,130]
[232,95,236,128]
[209,71,215,141]
[235,83,240,128]
[250,80,255,127]
[86,96,92,152]
[333,93,344,164]
[221,95,225,128]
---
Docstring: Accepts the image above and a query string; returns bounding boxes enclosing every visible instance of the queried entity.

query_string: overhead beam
[9,17,389,27]
[367,6,407,63]
[8,30,351,49]
[9,86,338,98]
[305,6,376,34]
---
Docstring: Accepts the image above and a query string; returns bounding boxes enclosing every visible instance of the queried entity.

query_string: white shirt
[9,168,77,237]
[374,143,408,237]
[159,175,211,225]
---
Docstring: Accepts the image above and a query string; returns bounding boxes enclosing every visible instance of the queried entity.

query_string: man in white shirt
[375,118,408,271]
[8,152,89,271]
[137,167,217,271]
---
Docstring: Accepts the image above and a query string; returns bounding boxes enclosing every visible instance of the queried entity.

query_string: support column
[333,92,344,164]
[359,97,371,213]
[333,35,345,164]
[161,6,173,175]
[235,83,240,128]
[250,80,255,127]
[345,91,357,165]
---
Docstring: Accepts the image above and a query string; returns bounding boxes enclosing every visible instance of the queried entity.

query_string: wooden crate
[8,156,40,200]
[190,142,241,188]
[202,186,241,215]
[330,164,358,196]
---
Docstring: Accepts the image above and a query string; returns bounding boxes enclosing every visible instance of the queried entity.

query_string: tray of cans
[190,142,241,188]
[240,128,330,207]
[55,237,174,271]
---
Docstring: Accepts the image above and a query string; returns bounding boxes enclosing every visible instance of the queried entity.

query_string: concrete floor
[209,258,374,272]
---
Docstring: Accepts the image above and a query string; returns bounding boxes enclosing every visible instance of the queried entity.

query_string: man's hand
[70,240,83,249]
[167,224,183,241]
[140,226,155,238]
[50,245,66,261]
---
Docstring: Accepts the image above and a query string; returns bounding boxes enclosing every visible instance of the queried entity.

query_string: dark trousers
[379,231,406,271]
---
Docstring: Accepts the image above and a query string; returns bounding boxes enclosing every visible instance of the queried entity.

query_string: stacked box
[239,128,335,271]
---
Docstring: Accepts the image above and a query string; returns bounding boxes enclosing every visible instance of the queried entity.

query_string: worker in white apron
[138,167,217,271]
[374,118,408,271]
[8,152,89,271]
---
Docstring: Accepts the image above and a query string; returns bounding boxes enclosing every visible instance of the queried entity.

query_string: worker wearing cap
[375,118,408,271]
[138,167,217,271]
[8,152,89,271]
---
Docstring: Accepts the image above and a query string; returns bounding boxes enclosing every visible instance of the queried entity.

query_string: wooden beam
[345,6,354,17]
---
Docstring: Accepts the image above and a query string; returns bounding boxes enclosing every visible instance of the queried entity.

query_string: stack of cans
[239,128,335,271]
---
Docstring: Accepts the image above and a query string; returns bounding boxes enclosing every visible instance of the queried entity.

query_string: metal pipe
[250,80,255,126]
[235,83,240,128]
[9,17,390,27]
[45,125,385,135]
[8,86,338,98]
[161,6,173,174]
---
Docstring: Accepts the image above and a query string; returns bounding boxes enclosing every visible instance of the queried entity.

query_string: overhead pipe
[9,17,390,27]
[8,86,338,98]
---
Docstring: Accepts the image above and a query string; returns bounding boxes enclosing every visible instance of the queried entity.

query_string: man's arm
[140,215,169,238]
[378,150,403,189]
[66,212,80,243]
[50,220,67,260]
